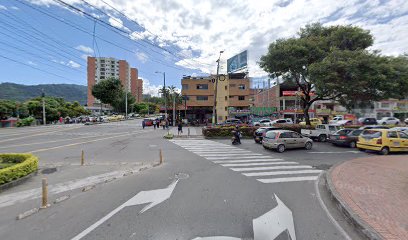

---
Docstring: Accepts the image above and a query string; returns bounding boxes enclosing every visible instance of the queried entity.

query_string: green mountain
[0,82,87,105]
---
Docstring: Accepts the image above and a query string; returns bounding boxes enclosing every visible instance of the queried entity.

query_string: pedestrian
[178,121,183,135]
[153,119,156,129]
[142,120,146,129]
[162,119,165,129]
[156,119,160,128]
[165,119,169,129]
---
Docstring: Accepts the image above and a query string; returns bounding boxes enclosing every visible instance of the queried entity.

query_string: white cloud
[11,6,19,10]
[136,51,149,63]
[27,61,37,66]
[67,60,81,68]
[81,54,89,60]
[141,77,162,97]
[0,5,7,10]
[31,0,408,77]
[75,45,94,54]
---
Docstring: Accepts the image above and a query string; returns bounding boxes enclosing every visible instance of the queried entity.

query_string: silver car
[262,130,313,153]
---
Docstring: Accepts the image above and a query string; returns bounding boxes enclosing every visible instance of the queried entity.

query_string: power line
[0,54,83,83]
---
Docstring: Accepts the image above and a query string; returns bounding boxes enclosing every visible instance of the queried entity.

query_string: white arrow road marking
[71,180,179,240]
[253,194,296,240]
[192,194,296,240]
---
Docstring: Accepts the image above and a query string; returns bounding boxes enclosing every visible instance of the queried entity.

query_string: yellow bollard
[81,150,84,166]
[159,149,163,165]
[40,178,50,209]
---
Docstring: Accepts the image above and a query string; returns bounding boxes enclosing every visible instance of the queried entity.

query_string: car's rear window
[350,130,363,136]
[361,130,382,138]
[265,131,277,139]
[337,129,352,135]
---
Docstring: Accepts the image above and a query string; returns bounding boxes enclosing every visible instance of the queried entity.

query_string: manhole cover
[174,172,189,179]
[313,164,332,170]
[41,167,57,174]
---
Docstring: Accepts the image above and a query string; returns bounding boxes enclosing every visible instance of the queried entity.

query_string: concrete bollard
[159,149,163,165]
[188,128,190,137]
[40,178,50,209]
[81,150,84,166]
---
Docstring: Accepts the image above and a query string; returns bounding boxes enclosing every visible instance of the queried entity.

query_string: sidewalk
[327,155,408,240]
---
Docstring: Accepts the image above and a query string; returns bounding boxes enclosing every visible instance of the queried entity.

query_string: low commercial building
[181,73,250,123]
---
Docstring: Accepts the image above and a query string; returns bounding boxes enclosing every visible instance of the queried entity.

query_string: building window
[184,96,190,100]
[238,96,245,101]
[100,76,105,79]
[238,84,246,90]
[101,68,105,71]
[196,84,208,90]
[229,95,234,98]
[182,84,189,90]
[229,84,236,87]
[196,96,208,101]
[225,86,227,90]
[225,107,228,111]
[225,96,228,101]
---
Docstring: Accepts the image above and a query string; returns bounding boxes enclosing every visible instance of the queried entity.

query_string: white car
[335,119,353,126]
[390,127,408,134]
[259,119,273,126]
[329,116,344,124]
[377,117,400,125]
[271,118,294,125]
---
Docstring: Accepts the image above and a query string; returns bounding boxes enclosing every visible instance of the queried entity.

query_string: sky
[0,0,407,96]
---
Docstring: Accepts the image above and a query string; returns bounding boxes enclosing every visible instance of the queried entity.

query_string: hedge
[16,117,35,127]
[0,153,38,185]
[202,124,316,138]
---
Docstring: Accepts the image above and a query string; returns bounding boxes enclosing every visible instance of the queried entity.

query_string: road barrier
[159,149,163,165]
[81,150,85,166]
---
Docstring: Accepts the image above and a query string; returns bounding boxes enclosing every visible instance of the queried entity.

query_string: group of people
[141,118,184,136]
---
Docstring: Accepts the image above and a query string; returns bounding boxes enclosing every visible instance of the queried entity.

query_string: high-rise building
[87,57,143,107]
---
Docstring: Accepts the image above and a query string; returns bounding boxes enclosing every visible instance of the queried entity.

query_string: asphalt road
[0,122,377,240]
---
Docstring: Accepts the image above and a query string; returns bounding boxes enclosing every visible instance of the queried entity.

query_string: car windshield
[265,131,277,139]
[361,130,382,138]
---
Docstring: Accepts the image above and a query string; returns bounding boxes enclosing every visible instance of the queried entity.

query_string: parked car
[143,118,154,126]
[222,118,242,125]
[301,124,342,142]
[357,129,408,155]
[253,127,281,143]
[329,116,344,124]
[377,117,400,125]
[335,119,353,126]
[299,118,322,127]
[271,118,294,125]
[358,117,378,125]
[262,130,313,153]
[328,129,363,148]
[359,125,390,130]
[250,118,263,126]
[405,118,408,125]
[258,119,273,126]
[390,127,408,134]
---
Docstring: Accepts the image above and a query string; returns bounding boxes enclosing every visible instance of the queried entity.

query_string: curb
[0,170,38,193]
[325,162,383,240]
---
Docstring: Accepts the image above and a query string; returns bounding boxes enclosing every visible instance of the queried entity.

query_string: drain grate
[41,167,57,174]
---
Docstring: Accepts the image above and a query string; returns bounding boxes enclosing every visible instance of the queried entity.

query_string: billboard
[227,50,247,73]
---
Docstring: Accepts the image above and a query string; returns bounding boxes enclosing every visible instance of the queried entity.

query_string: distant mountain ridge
[0,82,87,105]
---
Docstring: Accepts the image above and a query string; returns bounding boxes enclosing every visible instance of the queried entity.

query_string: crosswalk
[170,139,322,184]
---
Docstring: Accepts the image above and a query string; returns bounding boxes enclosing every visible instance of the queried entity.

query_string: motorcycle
[231,130,241,145]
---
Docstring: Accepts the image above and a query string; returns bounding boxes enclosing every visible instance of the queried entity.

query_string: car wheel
[382,122,386,125]
[357,148,365,152]
[305,142,312,150]
[263,145,268,150]
[318,134,327,142]
[349,141,356,148]
[276,144,285,153]
[380,147,389,155]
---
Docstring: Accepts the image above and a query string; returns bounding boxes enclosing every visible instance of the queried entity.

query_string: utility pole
[147,95,150,116]
[125,76,128,119]
[41,89,46,125]
[173,94,176,126]
[184,95,187,120]
[212,50,224,125]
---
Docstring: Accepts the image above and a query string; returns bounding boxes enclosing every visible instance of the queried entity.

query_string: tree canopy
[260,23,408,124]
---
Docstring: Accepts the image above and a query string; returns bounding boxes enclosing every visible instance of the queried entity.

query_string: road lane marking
[221,162,298,167]
[212,159,283,163]
[308,151,360,154]
[205,156,274,160]
[29,130,151,153]
[244,170,322,177]
[199,153,263,157]
[230,165,313,172]
[71,180,179,240]
[257,176,318,183]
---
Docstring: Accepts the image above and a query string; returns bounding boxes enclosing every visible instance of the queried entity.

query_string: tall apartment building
[181,72,250,123]
[87,57,143,107]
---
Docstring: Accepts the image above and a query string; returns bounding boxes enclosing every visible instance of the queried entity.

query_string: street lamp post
[41,89,46,126]
[155,71,167,119]
[212,50,224,125]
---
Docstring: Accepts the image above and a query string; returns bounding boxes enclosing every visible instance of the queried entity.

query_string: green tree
[0,100,17,119]
[91,78,123,108]
[259,23,402,125]
[111,92,136,113]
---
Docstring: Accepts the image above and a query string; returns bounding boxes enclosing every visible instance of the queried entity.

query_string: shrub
[202,124,316,138]
[0,153,38,185]
[16,116,35,127]
[163,133,174,139]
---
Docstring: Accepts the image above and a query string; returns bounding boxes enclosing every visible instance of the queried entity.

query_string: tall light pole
[212,50,224,125]
[155,71,167,118]
[125,76,128,119]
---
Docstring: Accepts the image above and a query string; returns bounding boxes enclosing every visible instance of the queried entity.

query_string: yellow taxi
[299,118,322,127]
[357,129,408,155]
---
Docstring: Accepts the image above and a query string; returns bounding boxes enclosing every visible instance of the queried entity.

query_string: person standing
[153,119,156,129]
[142,120,146,129]
[156,119,160,128]
[178,121,183,135]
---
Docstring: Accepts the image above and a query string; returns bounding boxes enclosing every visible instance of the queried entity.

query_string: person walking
[142,120,146,129]
[153,119,156,129]
[177,121,183,136]
[156,118,160,128]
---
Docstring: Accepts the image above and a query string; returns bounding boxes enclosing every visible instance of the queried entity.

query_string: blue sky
[0,0,407,95]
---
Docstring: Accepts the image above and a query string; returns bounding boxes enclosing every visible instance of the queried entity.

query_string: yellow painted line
[0,126,84,144]
[0,131,136,149]
[30,129,152,153]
